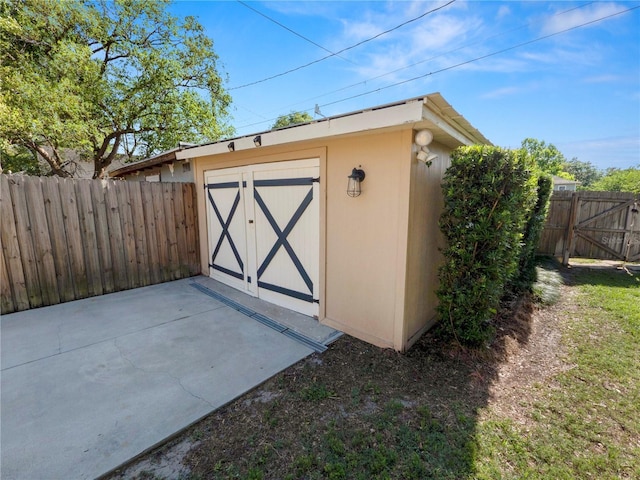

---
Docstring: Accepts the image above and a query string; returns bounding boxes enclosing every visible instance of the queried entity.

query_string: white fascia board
[176,100,425,160]
[421,105,475,146]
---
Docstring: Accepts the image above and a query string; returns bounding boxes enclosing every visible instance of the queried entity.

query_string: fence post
[622,200,639,262]
[562,192,580,266]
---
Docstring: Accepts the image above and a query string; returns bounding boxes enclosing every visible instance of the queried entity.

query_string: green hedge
[436,145,538,346]
[512,173,553,291]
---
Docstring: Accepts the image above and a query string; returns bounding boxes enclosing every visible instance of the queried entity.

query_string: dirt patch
[106,268,583,479]
[485,288,574,424]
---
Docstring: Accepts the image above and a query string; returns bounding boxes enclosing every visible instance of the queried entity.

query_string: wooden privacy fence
[1,174,199,314]
[538,191,640,264]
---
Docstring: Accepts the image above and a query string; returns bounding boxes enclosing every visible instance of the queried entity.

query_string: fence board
[9,176,43,308]
[59,177,89,298]
[42,177,75,302]
[0,175,29,310]
[151,183,171,282]
[90,180,115,293]
[1,241,13,313]
[119,183,139,289]
[141,183,161,284]
[75,180,104,297]
[183,183,199,275]
[25,177,60,306]
[172,184,189,278]
[128,182,150,287]
[1,175,199,314]
[104,180,128,291]
[162,183,180,280]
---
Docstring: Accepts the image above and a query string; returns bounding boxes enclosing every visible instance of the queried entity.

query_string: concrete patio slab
[1,278,327,480]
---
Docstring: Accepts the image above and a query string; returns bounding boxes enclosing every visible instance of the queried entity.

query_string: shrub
[512,172,552,291]
[436,145,537,346]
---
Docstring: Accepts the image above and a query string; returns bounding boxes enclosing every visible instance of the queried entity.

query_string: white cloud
[335,1,484,81]
[583,74,624,84]
[557,135,640,169]
[410,13,480,52]
[496,5,511,20]
[517,43,605,69]
[541,3,628,35]
[480,86,522,99]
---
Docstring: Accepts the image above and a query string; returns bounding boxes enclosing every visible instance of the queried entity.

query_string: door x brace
[253,178,316,303]
[206,182,244,280]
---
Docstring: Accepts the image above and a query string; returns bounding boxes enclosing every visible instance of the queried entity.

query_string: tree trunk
[93,134,122,179]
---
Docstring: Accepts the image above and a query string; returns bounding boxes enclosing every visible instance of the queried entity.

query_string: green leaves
[272,111,314,129]
[0,0,232,177]
[436,145,539,346]
[521,138,567,176]
[591,167,640,193]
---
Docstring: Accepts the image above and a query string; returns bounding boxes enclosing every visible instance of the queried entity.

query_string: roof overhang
[109,144,197,178]
[176,93,491,161]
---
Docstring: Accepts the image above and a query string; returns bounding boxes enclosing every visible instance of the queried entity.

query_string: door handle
[248,220,254,224]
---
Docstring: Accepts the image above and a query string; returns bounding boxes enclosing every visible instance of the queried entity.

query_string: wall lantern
[227,141,235,152]
[253,135,262,147]
[414,129,438,166]
[347,167,365,197]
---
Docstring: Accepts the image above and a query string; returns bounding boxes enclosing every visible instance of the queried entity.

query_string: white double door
[204,159,320,317]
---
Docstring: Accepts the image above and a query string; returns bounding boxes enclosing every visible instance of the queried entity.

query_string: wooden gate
[538,191,639,264]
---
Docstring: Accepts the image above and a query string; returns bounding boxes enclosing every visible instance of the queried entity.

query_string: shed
[552,175,580,191]
[109,144,196,182]
[177,93,491,351]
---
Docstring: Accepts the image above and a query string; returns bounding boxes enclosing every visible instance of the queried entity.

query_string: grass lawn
[111,265,639,480]
[474,267,640,479]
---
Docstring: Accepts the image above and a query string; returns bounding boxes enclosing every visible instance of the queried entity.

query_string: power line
[270,2,597,113]
[229,0,456,91]
[317,4,640,109]
[233,3,638,132]
[232,1,596,125]
[236,1,353,63]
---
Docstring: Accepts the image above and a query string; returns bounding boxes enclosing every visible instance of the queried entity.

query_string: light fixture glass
[227,141,235,152]
[253,135,262,147]
[417,146,438,165]
[347,167,365,197]
[414,129,433,147]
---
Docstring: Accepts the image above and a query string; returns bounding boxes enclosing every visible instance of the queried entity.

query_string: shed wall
[402,143,451,350]
[322,132,409,349]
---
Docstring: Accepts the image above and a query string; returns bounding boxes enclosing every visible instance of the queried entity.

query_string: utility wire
[317,4,640,109]
[234,3,638,131]
[240,1,596,119]
[237,1,354,64]
[229,0,456,90]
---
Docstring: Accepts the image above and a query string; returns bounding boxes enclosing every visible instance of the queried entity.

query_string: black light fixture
[253,135,262,147]
[227,141,235,152]
[347,167,365,197]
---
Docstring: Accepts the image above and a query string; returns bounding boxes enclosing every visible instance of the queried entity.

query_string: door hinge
[312,177,320,183]
[313,298,320,304]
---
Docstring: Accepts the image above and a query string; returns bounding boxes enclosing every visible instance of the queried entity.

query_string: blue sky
[169,1,640,170]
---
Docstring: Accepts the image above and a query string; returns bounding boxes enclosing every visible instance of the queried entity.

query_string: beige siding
[322,132,408,349]
[402,143,452,350]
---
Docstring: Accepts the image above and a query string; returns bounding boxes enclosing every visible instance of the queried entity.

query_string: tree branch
[24,140,72,177]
